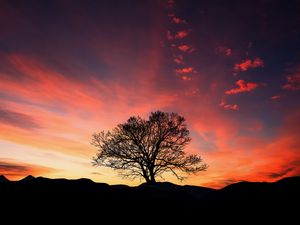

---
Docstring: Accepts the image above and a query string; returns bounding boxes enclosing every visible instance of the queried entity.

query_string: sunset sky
[1,0,300,188]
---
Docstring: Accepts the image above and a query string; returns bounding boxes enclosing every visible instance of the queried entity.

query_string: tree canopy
[91,111,207,183]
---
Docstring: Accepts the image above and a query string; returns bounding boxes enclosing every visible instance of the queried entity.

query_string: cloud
[0,161,29,173]
[271,95,281,100]
[175,30,189,39]
[225,80,259,95]
[173,55,184,64]
[219,101,239,110]
[91,172,102,176]
[0,108,40,129]
[190,108,300,188]
[177,44,194,53]
[268,167,294,178]
[171,16,187,24]
[167,30,189,40]
[0,160,57,179]
[234,59,252,71]
[234,57,264,72]
[216,46,232,56]
[252,58,264,67]
[0,53,177,157]
[283,72,300,91]
[181,75,193,81]
[175,67,195,74]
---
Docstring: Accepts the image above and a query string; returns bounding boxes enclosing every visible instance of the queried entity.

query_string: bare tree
[91,111,208,184]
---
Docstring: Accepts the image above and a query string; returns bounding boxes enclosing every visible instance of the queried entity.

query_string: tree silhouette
[91,111,208,184]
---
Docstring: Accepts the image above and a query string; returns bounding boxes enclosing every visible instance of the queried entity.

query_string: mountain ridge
[1,175,299,221]
[1,174,300,189]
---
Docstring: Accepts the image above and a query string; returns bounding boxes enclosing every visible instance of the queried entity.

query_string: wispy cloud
[173,55,184,64]
[268,167,294,178]
[219,101,239,110]
[234,58,264,72]
[171,16,187,24]
[0,160,57,179]
[216,46,232,56]
[225,80,259,95]
[91,172,102,176]
[181,75,193,81]
[271,95,281,100]
[283,72,300,91]
[0,108,40,130]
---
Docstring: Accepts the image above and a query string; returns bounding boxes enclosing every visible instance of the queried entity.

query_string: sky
[0,0,300,188]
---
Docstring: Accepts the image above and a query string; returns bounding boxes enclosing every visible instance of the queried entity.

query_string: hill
[0,175,299,222]
[0,175,9,182]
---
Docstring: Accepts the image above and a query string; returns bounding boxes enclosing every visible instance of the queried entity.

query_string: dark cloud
[0,108,40,129]
[0,161,29,173]
[268,167,294,179]
[0,160,57,178]
[283,71,300,91]
[222,179,241,186]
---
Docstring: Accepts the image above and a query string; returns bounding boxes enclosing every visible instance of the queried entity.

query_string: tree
[91,111,208,184]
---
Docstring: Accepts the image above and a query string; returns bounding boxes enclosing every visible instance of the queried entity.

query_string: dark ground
[1,175,299,223]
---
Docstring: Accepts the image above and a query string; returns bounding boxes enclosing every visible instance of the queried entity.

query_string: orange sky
[0,0,300,188]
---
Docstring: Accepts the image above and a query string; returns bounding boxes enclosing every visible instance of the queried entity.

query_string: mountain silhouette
[0,175,9,182]
[0,175,299,222]
[20,175,35,181]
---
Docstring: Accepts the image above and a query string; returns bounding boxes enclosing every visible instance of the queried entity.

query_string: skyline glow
[0,0,300,188]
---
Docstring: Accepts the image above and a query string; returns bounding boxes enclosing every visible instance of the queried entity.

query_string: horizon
[1,173,298,190]
[0,0,300,189]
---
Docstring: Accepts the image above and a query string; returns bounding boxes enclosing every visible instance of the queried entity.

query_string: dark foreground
[1,175,299,222]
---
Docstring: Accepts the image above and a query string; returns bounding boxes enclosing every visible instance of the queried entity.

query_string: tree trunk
[143,173,156,184]
[149,169,156,184]
[144,176,151,183]
[141,164,151,184]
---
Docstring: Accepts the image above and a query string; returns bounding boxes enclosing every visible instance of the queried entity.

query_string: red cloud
[175,67,195,74]
[219,101,239,110]
[234,57,264,72]
[172,16,187,24]
[283,72,300,91]
[271,95,281,100]
[253,57,264,67]
[181,75,192,81]
[216,46,232,56]
[178,44,194,53]
[225,80,259,95]
[168,31,189,40]
[175,30,189,39]
[235,59,252,71]
[173,55,184,64]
